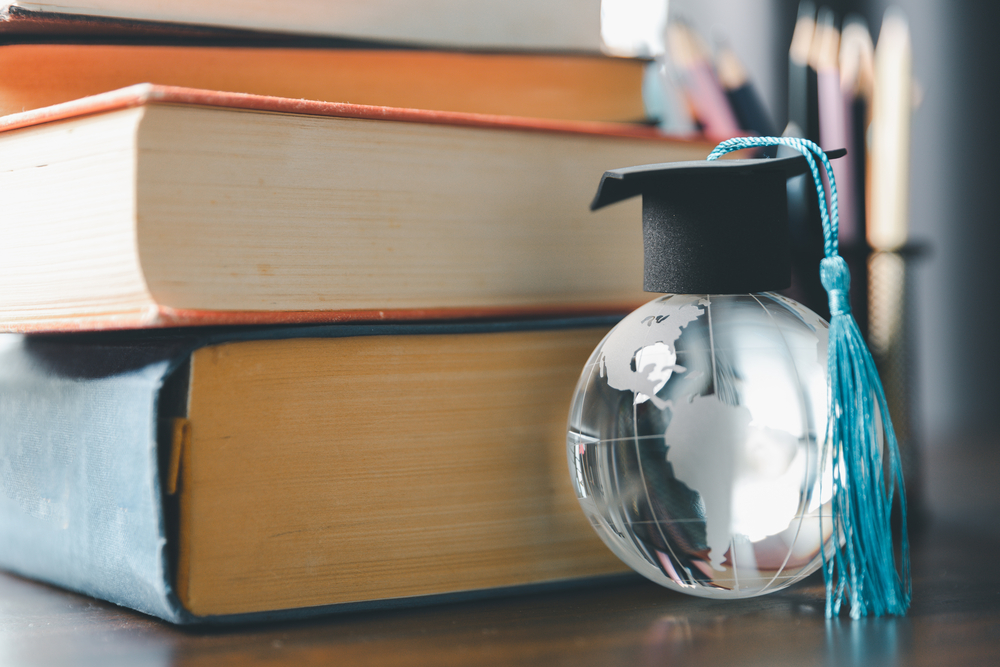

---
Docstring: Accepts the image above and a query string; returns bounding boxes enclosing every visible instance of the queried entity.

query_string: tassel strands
[707,136,911,618]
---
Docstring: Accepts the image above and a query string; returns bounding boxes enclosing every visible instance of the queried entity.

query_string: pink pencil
[667,22,741,141]
[812,12,857,244]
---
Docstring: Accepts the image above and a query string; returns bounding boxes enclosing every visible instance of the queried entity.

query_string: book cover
[0,318,630,624]
[0,43,650,122]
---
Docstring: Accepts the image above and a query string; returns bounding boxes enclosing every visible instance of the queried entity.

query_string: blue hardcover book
[0,319,629,624]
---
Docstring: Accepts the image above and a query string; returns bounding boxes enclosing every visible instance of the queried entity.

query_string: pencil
[716,41,778,156]
[788,1,818,141]
[812,10,859,245]
[868,8,911,251]
[648,55,699,136]
[840,14,875,246]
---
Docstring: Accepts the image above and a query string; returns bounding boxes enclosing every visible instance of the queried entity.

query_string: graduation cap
[590,149,845,295]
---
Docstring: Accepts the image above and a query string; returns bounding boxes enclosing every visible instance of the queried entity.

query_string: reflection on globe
[567,293,835,598]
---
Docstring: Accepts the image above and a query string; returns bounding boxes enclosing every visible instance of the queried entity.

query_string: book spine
[0,336,183,622]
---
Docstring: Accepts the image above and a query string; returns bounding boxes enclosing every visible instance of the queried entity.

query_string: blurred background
[665,0,999,454]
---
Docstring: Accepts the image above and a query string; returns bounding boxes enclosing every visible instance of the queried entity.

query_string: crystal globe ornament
[567,292,833,598]
[571,140,910,617]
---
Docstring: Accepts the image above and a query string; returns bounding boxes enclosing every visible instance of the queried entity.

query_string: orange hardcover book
[0,43,650,123]
[0,84,712,332]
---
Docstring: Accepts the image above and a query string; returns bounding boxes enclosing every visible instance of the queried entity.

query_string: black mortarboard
[590,150,845,294]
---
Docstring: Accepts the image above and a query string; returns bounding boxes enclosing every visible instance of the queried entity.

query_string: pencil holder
[868,246,926,522]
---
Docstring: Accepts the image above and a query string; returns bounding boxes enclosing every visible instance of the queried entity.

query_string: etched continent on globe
[598,294,706,409]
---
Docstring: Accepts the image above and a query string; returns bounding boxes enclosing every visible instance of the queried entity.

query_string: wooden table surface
[2,435,998,667]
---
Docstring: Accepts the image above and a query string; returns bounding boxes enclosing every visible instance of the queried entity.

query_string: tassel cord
[706,136,911,618]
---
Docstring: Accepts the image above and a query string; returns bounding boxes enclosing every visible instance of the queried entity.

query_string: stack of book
[0,2,715,623]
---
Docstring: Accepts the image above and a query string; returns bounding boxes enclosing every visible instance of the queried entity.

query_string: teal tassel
[707,136,911,618]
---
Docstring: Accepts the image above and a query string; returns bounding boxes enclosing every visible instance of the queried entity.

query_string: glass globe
[568,293,834,598]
